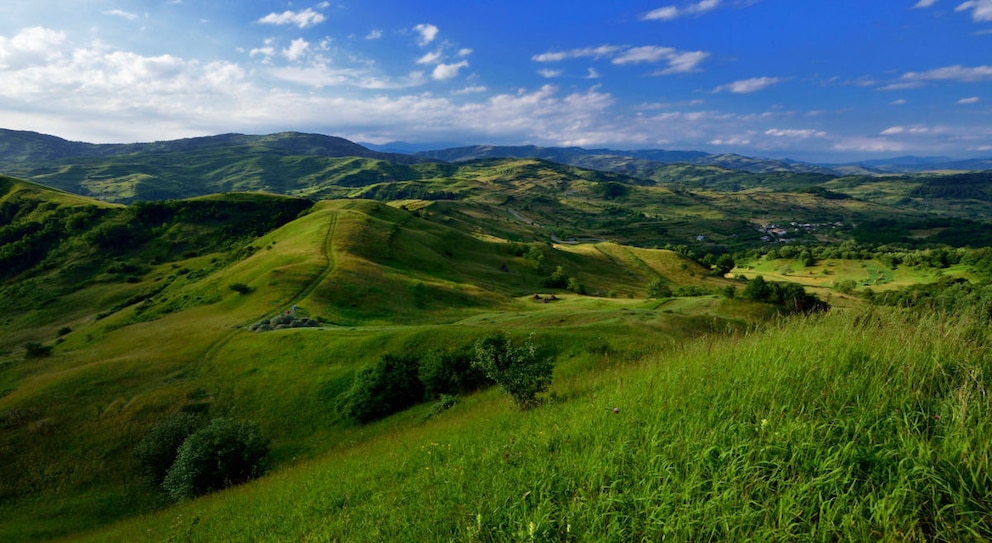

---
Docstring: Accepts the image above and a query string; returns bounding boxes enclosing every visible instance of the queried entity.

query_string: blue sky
[0,1,990,161]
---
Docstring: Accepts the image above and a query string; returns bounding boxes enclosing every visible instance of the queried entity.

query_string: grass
[55,307,992,542]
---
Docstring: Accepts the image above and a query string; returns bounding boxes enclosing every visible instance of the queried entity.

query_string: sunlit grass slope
[0,190,754,541]
[67,308,992,542]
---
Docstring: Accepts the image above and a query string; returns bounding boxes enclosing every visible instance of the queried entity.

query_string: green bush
[646,278,672,298]
[339,354,424,424]
[162,418,268,501]
[132,412,204,484]
[418,347,489,399]
[473,332,552,409]
[23,342,53,359]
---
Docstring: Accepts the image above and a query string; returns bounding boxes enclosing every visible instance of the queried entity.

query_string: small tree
[162,418,268,501]
[646,278,672,298]
[473,332,552,409]
[133,412,204,484]
[339,354,423,423]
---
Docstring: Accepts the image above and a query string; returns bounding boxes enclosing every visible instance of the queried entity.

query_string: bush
[418,347,489,399]
[229,283,252,295]
[23,342,53,359]
[473,332,553,409]
[162,418,268,501]
[646,278,672,298]
[339,354,424,424]
[133,412,204,484]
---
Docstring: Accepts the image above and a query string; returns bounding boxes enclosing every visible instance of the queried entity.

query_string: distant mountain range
[2,129,990,180]
[0,129,422,165]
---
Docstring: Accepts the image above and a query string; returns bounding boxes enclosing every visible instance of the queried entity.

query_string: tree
[162,418,268,501]
[133,412,204,484]
[646,278,673,298]
[473,332,552,409]
[715,254,736,275]
[743,275,772,302]
[339,354,424,423]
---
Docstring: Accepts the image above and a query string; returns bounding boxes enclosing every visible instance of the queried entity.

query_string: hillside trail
[199,211,339,364]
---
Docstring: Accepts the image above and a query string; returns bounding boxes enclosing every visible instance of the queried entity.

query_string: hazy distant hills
[0,129,422,166]
[411,144,842,176]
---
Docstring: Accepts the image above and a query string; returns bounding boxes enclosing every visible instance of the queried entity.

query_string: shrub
[646,278,672,298]
[229,283,252,295]
[162,418,268,501]
[132,412,204,484]
[418,346,489,399]
[473,332,553,409]
[23,342,53,359]
[339,354,424,424]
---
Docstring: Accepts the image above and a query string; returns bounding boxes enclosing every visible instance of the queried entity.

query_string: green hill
[2,132,992,541]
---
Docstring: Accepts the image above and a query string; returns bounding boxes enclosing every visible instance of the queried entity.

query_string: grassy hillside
[3,149,992,542]
[56,308,992,542]
[1,183,773,541]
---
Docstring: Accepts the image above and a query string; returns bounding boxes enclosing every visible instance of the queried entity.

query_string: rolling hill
[2,128,992,540]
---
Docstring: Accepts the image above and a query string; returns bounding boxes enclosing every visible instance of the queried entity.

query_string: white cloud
[538,68,562,78]
[765,128,826,138]
[365,29,383,40]
[586,68,601,79]
[0,27,66,69]
[432,60,468,80]
[283,39,310,62]
[258,8,325,29]
[956,0,992,21]
[890,99,907,105]
[613,46,677,65]
[452,85,487,95]
[643,0,722,20]
[714,76,779,93]
[914,0,939,7]
[901,65,992,82]
[534,44,708,75]
[458,48,473,57]
[103,10,139,21]
[414,24,439,47]
[532,45,622,62]
[416,50,443,65]
[880,125,934,135]
[958,96,981,104]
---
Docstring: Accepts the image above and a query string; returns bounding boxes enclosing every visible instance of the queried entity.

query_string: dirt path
[200,211,339,362]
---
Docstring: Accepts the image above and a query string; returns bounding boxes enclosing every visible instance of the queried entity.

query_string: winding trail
[200,210,339,363]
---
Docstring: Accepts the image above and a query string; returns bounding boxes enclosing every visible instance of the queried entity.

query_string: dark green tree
[162,418,268,501]
[473,332,552,409]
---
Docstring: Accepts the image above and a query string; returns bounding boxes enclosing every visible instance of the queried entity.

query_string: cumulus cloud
[432,60,468,80]
[283,38,310,62]
[643,0,721,20]
[0,27,67,69]
[956,0,992,21]
[258,8,326,29]
[538,68,563,78]
[414,24,439,47]
[534,44,708,75]
[714,76,779,93]
[958,96,981,104]
[365,29,383,40]
[416,50,443,65]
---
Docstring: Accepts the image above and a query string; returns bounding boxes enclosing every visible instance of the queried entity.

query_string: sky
[0,1,990,162]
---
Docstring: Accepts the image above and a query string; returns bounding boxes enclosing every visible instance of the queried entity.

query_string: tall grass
[68,308,992,542]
